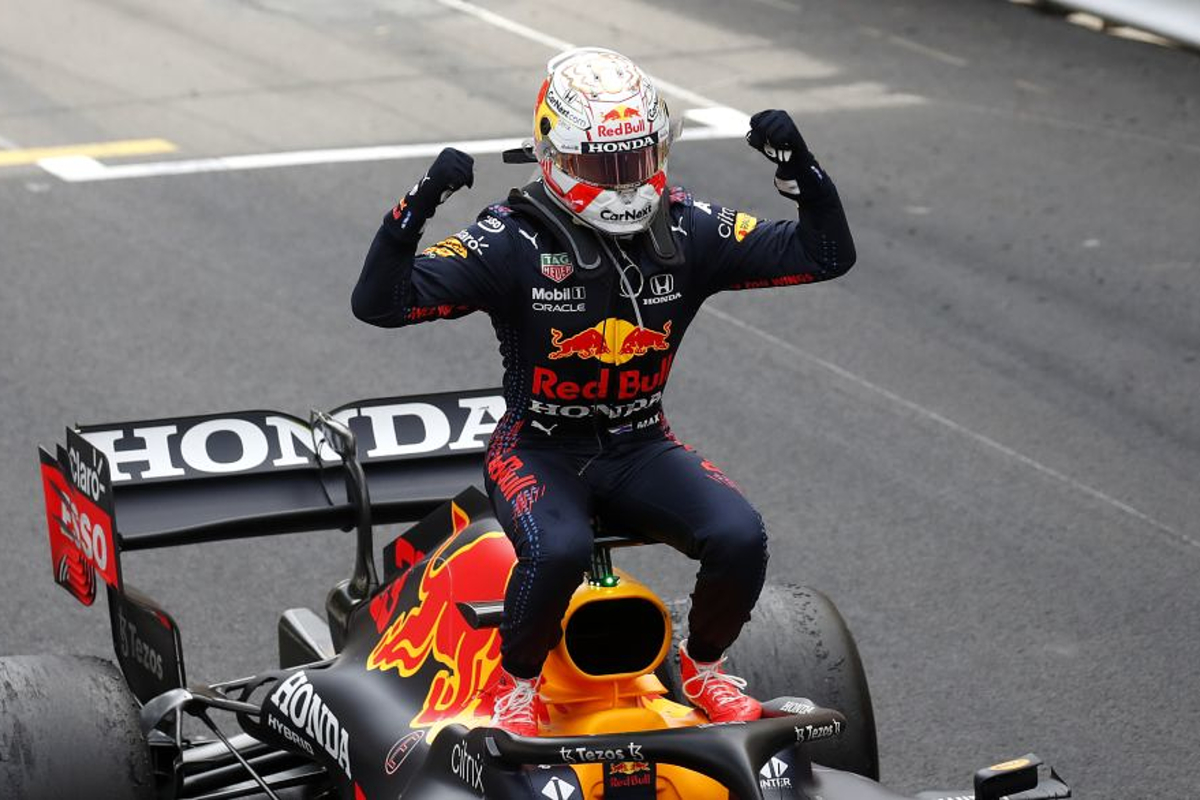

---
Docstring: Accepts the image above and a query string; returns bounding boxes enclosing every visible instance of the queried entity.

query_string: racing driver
[352,47,856,736]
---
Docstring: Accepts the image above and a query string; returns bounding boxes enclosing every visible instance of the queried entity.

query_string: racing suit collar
[507,180,683,278]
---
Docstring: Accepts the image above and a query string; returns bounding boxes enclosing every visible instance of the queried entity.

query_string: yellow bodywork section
[538,572,730,799]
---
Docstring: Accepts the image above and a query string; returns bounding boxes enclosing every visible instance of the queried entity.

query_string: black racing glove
[746,110,832,205]
[388,147,475,237]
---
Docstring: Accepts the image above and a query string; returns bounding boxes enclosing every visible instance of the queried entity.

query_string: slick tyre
[0,655,155,799]
[661,585,880,781]
[730,584,879,780]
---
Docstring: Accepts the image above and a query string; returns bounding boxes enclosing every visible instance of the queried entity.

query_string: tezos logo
[558,741,643,764]
[117,609,164,681]
[794,718,842,743]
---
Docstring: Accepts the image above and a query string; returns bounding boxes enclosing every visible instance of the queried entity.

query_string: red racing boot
[678,640,762,723]
[487,669,545,737]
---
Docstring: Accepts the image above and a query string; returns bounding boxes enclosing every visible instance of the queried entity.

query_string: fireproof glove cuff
[746,109,832,205]
[386,147,475,238]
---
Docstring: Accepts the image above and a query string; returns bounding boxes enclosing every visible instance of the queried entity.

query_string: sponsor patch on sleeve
[423,236,469,259]
[733,212,758,242]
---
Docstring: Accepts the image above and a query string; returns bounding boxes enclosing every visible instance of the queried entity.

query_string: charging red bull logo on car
[597,105,646,137]
[609,762,651,775]
[606,760,655,794]
[367,503,515,736]
[549,318,671,366]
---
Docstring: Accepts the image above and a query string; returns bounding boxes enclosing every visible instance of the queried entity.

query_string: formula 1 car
[5,389,1071,800]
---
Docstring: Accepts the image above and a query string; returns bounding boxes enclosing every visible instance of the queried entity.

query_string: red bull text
[597,105,646,137]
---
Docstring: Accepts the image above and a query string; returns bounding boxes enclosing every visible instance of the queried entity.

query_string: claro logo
[80,394,506,483]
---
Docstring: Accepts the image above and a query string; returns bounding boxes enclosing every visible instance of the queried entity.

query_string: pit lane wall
[1047,0,1200,48]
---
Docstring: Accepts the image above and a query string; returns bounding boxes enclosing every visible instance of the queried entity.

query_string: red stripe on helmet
[565,182,603,212]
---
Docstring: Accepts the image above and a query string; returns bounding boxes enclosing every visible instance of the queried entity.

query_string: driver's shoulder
[463,202,542,247]
[668,187,724,217]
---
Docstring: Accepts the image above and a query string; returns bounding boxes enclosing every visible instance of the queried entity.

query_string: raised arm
[697,110,856,294]
[352,148,514,327]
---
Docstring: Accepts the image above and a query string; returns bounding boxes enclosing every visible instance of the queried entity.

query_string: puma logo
[519,229,540,248]
[530,420,557,436]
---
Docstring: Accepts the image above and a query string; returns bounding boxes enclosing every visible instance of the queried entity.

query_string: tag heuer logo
[540,253,574,283]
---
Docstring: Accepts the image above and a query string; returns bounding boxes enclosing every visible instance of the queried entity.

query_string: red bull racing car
[4,389,1072,800]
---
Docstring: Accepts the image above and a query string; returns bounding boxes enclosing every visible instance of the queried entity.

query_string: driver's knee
[698,505,768,568]
[528,529,593,576]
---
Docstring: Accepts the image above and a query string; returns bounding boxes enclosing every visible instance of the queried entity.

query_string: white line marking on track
[434,0,572,51]
[434,0,738,111]
[37,0,754,184]
[702,304,1195,550]
[35,0,920,182]
[38,137,524,182]
[35,119,750,182]
[743,0,801,12]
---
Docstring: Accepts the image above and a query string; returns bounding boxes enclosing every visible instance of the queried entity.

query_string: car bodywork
[35,388,1071,800]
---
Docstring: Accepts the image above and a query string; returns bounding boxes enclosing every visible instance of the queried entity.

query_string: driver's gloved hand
[390,147,475,234]
[746,110,832,205]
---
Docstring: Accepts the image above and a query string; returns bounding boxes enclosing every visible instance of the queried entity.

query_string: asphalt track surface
[2,0,1198,796]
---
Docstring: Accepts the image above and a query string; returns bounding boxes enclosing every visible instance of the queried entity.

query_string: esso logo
[63,497,109,571]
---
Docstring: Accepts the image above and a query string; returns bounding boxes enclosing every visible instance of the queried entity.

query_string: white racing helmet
[533,47,680,236]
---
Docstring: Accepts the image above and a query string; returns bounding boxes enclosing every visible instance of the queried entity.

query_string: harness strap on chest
[506,181,683,274]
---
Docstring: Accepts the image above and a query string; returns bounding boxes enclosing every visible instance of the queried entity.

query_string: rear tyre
[0,655,155,799]
[661,584,880,780]
[654,598,689,704]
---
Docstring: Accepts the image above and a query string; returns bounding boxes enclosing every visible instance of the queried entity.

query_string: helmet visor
[555,146,663,189]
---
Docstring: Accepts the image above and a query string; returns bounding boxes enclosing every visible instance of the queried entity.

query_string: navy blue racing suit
[352,182,855,678]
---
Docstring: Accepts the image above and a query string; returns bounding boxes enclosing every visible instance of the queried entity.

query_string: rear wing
[38,388,505,606]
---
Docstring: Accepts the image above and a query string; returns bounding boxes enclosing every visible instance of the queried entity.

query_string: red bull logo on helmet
[597,105,646,137]
[367,503,515,737]
[548,318,671,365]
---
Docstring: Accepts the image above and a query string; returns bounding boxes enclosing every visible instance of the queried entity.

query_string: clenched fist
[746,110,830,204]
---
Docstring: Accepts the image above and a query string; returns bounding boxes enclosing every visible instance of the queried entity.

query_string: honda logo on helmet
[580,132,658,154]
